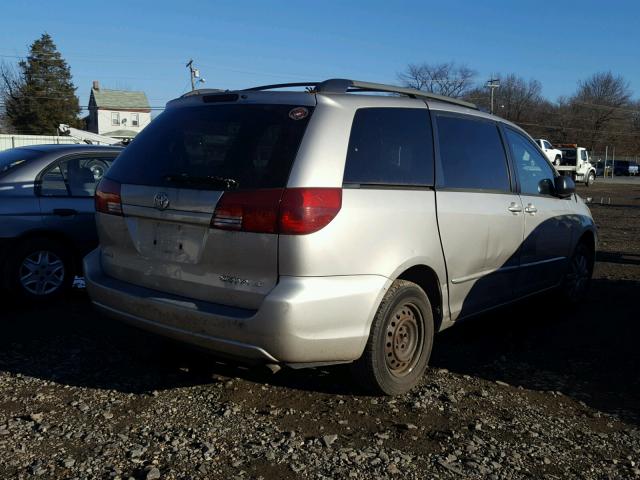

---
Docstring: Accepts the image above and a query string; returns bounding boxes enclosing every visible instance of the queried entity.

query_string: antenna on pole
[186,59,205,91]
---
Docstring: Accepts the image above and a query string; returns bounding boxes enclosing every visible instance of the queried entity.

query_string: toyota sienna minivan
[84,79,596,395]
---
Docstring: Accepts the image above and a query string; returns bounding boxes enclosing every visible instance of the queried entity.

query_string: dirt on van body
[1,182,639,479]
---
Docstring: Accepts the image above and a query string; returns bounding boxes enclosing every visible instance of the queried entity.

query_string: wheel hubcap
[19,250,65,295]
[384,303,424,377]
[90,165,104,180]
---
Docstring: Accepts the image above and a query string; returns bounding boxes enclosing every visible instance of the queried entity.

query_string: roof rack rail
[243,82,320,91]
[244,78,477,110]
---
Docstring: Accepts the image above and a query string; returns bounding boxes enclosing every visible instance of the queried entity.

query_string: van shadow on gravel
[430,277,640,426]
[0,290,357,397]
[0,277,638,425]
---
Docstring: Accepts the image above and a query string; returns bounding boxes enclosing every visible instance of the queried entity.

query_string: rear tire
[6,237,74,301]
[351,280,434,395]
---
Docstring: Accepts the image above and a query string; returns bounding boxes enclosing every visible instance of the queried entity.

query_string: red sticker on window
[289,107,309,120]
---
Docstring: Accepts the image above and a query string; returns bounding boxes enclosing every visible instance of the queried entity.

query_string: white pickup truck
[536,139,563,165]
[555,144,597,186]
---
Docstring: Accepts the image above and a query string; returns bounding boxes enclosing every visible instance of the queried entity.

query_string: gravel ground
[1,182,639,479]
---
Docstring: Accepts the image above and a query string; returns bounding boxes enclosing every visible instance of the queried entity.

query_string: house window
[132,113,139,127]
[111,112,120,126]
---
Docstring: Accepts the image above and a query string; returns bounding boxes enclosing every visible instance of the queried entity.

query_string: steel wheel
[19,250,66,296]
[351,280,434,395]
[384,303,424,377]
[586,172,595,186]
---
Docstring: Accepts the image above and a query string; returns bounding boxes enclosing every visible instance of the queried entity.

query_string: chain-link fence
[591,149,640,177]
[0,134,80,152]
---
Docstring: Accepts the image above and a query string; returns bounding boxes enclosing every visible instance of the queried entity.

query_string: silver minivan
[84,79,596,394]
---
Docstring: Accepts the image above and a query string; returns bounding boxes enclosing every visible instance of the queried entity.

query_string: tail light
[279,188,342,234]
[211,187,342,235]
[212,189,283,233]
[95,178,123,216]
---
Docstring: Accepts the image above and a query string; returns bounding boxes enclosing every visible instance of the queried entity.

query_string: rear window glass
[0,148,39,178]
[435,114,510,192]
[107,104,314,190]
[344,108,434,186]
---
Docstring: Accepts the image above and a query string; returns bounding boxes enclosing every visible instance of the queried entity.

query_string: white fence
[0,134,87,152]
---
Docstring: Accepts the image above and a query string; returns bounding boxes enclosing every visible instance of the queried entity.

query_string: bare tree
[463,74,544,123]
[569,71,631,151]
[0,61,23,132]
[495,74,543,122]
[397,62,477,98]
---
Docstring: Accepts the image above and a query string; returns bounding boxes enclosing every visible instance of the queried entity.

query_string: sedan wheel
[6,237,73,300]
[19,250,66,296]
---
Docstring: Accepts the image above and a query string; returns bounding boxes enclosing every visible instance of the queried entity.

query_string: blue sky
[1,0,638,111]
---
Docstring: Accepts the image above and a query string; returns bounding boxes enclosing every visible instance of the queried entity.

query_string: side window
[435,115,510,192]
[581,150,587,161]
[40,156,114,197]
[344,108,434,186]
[504,128,555,196]
[40,165,69,196]
[543,140,552,149]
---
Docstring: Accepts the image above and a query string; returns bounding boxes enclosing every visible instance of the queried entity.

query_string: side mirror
[538,178,554,195]
[554,175,575,198]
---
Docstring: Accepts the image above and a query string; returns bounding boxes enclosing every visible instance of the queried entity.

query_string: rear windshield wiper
[163,173,239,190]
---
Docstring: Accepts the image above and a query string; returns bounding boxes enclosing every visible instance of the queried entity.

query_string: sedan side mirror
[554,175,575,198]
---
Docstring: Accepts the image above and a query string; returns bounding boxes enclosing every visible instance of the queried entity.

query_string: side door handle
[53,208,77,217]
[507,202,522,213]
[524,204,538,214]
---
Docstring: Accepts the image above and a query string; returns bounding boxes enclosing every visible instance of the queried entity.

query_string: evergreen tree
[4,33,81,134]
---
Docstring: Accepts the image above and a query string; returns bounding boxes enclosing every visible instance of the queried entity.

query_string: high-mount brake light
[95,178,123,216]
[211,188,342,235]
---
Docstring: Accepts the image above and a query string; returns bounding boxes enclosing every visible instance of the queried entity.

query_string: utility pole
[186,59,205,91]
[486,78,500,114]
[612,146,616,177]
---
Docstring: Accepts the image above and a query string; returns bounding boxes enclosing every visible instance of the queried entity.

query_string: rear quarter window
[343,108,434,186]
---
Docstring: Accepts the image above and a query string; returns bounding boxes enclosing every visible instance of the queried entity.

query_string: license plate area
[135,220,206,263]
[153,221,184,254]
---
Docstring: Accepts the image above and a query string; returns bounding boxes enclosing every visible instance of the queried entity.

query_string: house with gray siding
[86,81,151,140]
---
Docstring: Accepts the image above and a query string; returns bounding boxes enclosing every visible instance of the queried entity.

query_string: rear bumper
[84,248,389,364]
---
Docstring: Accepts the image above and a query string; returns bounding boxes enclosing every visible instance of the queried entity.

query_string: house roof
[91,88,150,110]
[103,129,139,138]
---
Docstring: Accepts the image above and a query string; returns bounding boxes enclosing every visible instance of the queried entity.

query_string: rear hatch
[97,99,315,309]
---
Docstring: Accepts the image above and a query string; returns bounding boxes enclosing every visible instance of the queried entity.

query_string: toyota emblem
[153,192,170,210]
